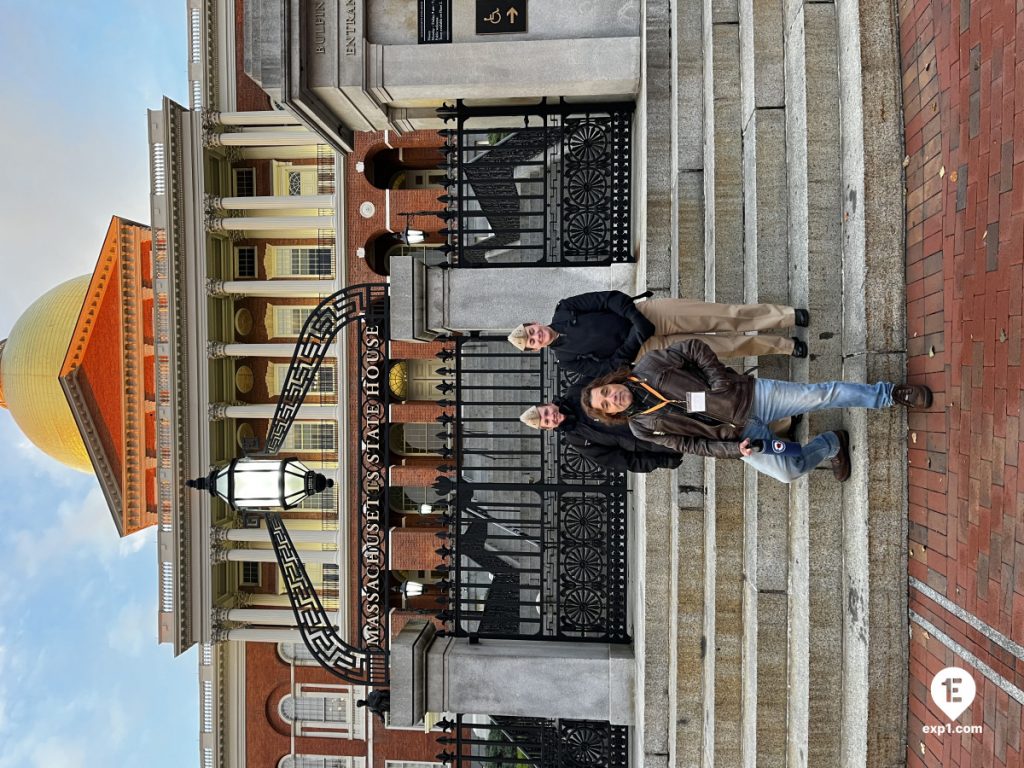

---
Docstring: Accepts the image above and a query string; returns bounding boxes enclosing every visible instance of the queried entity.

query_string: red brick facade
[901,0,1024,762]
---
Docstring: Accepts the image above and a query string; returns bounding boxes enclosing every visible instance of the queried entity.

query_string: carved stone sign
[475,0,527,34]
[418,0,452,44]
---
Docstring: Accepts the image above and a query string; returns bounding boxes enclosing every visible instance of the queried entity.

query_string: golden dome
[0,276,92,473]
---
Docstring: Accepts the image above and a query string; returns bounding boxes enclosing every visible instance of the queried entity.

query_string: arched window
[279,688,364,739]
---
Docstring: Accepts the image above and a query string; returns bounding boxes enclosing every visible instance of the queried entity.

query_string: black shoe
[791,338,808,358]
[892,383,933,409]
[830,430,851,482]
[794,308,810,327]
[783,413,804,441]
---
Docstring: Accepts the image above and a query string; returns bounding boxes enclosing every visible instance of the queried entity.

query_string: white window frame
[272,362,336,396]
[272,305,317,338]
[279,757,366,768]
[278,685,365,740]
[265,245,335,278]
[384,762,444,768]
[280,422,338,452]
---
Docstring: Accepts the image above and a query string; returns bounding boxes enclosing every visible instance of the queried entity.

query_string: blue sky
[0,2,197,766]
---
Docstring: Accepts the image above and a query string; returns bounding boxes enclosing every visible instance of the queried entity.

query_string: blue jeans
[740,379,894,483]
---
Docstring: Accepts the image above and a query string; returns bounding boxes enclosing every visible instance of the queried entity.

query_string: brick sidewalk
[901,0,1024,762]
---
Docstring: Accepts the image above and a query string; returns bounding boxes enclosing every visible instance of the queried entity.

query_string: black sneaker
[830,430,851,482]
[791,338,808,358]
[892,383,933,409]
[794,308,810,327]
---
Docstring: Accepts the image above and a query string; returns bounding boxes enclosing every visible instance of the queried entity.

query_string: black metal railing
[436,715,629,768]
[436,98,634,267]
[434,337,629,643]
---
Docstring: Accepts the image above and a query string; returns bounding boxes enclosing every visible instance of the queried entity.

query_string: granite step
[703,8,746,766]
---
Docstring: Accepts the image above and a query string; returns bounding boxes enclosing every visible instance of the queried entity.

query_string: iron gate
[434,337,630,643]
[436,715,629,768]
[436,98,634,266]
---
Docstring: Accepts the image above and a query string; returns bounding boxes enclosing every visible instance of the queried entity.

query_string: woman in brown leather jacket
[581,339,932,483]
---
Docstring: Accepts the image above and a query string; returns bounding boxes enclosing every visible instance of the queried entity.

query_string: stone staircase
[637,0,908,764]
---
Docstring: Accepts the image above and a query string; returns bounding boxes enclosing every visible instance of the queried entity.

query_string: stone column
[208,129,319,147]
[208,402,337,420]
[214,111,302,127]
[390,621,634,727]
[224,527,338,545]
[206,278,337,297]
[209,341,325,358]
[209,215,334,231]
[214,194,334,210]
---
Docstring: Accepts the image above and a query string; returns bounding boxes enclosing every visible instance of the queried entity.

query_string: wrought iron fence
[436,98,634,267]
[436,715,629,768]
[434,337,630,643]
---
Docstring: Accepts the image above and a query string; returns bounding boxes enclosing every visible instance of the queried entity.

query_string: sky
[0,2,197,766]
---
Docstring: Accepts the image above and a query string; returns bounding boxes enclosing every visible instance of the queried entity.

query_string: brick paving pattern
[901,0,1024,762]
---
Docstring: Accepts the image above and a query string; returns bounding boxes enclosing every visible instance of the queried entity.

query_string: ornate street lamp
[186,457,333,511]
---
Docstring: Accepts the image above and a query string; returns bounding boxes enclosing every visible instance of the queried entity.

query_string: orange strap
[628,376,685,416]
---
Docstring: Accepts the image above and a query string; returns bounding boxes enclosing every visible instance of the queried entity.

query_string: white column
[226,548,337,564]
[212,216,334,231]
[226,527,338,545]
[218,194,334,210]
[212,403,337,420]
[209,342,322,358]
[226,608,299,626]
[210,279,337,297]
[216,111,302,127]
[226,627,304,643]
[213,129,320,147]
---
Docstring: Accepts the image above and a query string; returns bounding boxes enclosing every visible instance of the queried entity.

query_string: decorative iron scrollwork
[438,716,630,767]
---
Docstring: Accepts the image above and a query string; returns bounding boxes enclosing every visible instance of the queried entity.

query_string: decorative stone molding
[212,608,231,625]
[208,401,244,421]
[211,549,229,564]
[207,341,227,359]
[233,591,253,608]
[210,526,229,543]
[206,278,228,298]
[201,110,222,130]
[204,193,225,216]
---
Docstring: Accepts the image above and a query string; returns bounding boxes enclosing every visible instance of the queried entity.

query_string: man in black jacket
[507,290,809,379]
[520,385,683,473]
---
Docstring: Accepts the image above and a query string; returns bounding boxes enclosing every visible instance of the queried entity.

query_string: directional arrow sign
[476,0,527,34]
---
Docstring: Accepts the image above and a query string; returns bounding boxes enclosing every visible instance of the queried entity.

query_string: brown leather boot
[892,383,933,409]
[830,430,851,482]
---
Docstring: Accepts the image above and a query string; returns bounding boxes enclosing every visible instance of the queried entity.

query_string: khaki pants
[636,298,797,359]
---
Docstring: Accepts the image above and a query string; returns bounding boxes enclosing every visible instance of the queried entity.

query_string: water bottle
[749,438,803,456]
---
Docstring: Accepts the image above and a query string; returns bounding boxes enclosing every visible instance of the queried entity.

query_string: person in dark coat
[520,385,683,473]
[507,290,809,378]
[579,339,933,483]
[357,690,390,723]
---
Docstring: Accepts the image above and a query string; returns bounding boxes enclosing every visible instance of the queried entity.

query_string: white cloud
[106,602,154,658]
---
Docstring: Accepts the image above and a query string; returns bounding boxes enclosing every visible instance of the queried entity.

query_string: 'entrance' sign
[418,0,452,44]
[476,0,527,34]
